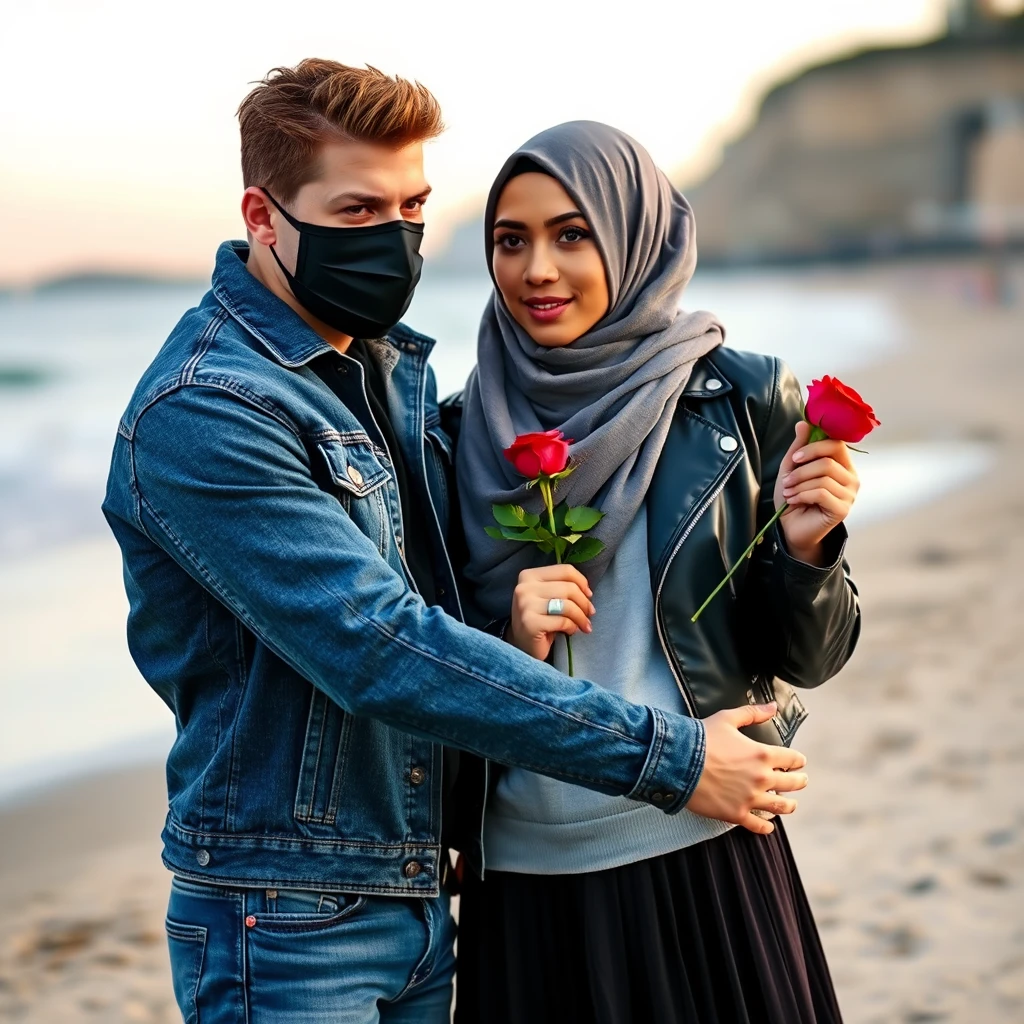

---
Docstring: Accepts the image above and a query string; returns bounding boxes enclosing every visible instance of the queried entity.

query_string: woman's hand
[508,565,595,661]
[774,421,860,565]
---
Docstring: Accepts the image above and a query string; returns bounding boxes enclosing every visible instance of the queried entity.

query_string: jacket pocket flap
[318,439,390,498]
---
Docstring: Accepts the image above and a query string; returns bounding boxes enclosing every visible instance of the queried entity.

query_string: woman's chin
[515,317,583,349]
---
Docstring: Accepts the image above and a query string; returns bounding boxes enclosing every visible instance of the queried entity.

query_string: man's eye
[344,205,367,216]
[404,198,424,211]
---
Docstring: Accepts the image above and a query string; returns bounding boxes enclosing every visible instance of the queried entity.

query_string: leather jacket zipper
[653,452,743,717]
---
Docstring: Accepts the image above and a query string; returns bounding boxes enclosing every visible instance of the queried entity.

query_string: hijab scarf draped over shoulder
[457,121,724,621]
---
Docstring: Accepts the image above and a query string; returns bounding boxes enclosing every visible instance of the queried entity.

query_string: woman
[453,121,861,1023]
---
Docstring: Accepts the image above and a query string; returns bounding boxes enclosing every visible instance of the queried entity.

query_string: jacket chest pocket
[317,437,393,556]
[294,687,353,825]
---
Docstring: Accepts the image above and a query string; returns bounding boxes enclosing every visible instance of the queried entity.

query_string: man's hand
[687,703,808,835]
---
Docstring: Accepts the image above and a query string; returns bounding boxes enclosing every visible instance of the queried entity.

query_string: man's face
[268,139,431,274]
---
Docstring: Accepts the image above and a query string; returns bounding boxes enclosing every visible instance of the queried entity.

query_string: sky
[0,0,974,285]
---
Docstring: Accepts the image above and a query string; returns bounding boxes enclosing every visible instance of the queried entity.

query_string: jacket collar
[211,241,435,368]
[683,353,734,399]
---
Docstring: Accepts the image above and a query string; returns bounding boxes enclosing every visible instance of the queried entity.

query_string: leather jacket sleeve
[737,359,861,688]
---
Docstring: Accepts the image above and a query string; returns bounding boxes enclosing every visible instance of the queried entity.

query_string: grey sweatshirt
[483,504,734,874]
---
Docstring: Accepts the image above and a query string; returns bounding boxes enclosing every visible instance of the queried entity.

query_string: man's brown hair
[237,59,444,203]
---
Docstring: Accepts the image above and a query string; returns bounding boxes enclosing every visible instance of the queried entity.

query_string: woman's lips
[522,296,573,324]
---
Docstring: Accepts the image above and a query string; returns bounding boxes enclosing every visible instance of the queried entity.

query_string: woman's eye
[497,234,525,250]
[559,226,590,243]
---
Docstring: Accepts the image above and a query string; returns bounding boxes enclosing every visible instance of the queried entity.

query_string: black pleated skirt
[455,820,842,1024]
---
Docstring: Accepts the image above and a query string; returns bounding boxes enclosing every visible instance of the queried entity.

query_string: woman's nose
[525,247,558,285]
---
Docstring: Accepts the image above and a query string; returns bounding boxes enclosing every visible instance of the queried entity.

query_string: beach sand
[1,260,1022,1023]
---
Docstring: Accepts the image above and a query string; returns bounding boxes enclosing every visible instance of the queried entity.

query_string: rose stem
[539,476,575,677]
[690,503,789,623]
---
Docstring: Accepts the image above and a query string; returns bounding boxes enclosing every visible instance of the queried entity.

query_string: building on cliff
[684,1,1024,264]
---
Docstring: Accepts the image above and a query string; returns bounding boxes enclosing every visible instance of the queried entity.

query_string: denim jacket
[101,242,705,896]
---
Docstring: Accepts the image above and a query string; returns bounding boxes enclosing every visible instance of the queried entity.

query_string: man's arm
[128,386,702,811]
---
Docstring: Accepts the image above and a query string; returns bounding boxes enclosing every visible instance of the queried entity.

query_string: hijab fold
[457,121,724,620]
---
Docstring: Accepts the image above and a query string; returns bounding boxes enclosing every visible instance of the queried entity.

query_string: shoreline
[1,260,1022,1022]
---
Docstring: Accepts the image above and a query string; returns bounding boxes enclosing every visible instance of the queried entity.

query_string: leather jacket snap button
[347,465,364,487]
[404,861,423,878]
[409,766,426,785]
[706,378,723,391]
[719,436,738,452]
[196,849,211,866]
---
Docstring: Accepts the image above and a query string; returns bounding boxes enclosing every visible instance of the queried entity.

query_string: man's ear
[241,187,277,247]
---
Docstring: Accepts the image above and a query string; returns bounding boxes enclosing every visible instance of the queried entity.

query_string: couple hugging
[103,58,862,1023]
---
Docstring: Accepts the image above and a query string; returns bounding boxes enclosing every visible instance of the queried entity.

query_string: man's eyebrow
[327,191,385,207]
[544,211,585,227]
[408,185,432,200]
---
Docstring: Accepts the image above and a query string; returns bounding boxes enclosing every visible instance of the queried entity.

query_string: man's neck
[245,249,353,355]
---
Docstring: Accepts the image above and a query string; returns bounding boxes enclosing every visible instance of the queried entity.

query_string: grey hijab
[457,121,724,620]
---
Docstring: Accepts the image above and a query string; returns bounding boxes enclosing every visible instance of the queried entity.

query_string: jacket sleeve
[737,359,861,687]
[127,385,704,813]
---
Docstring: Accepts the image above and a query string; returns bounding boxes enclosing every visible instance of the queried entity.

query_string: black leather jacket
[645,347,860,746]
[448,347,860,749]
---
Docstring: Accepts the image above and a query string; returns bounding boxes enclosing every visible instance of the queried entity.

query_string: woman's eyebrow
[544,211,585,227]
[493,218,527,230]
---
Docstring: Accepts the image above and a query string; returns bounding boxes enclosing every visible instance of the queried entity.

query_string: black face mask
[261,189,423,339]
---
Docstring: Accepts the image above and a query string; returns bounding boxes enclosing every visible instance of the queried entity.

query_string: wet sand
[1,259,1022,1023]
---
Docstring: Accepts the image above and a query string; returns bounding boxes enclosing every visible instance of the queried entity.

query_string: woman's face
[491,172,610,347]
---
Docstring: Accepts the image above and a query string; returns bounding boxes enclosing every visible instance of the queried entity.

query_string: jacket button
[196,849,211,866]
[651,792,664,803]
[719,436,738,452]
[404,861,423,878]
[409,766,426,785]
[347,465,364,486]
[706,378,723,391]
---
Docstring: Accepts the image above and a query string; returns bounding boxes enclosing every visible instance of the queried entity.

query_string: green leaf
[537,540,555,555]
[566,537,606,564]
[564,505,605,532]
[549,465,576,484]
[552,536,569,560]
[492,503,526,527]
[521,509,541,527]
[501,526,542,542]
[534,526,555,542]
[564,533,583,544]
[552,501,569,535]
[484,526,505,539]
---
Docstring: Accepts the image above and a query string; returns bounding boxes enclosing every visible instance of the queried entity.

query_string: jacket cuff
[773,521,848,585]
[625,708,705,814]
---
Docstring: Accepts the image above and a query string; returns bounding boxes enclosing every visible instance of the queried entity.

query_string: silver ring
[546,598,564,616]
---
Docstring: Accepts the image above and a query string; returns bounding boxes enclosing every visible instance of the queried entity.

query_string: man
[102,59,807,1021]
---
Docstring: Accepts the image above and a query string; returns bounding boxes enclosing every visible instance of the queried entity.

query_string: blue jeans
[166,876,456,1023]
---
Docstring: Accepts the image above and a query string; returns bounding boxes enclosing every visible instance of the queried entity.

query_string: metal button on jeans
[409,766,426,785]
[403,861,422,878]
[196,849,211,866]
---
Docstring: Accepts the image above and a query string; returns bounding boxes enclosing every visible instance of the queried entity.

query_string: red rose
[503,429,572,478]
[805,376,881,444]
